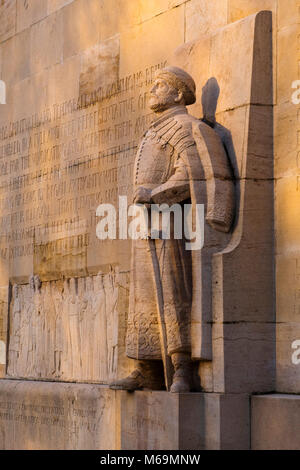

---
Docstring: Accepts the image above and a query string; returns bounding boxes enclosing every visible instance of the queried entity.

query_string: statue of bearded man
[110,66,235,393]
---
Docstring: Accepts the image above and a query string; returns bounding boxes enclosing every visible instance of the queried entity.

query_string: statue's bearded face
[149,78,180,113]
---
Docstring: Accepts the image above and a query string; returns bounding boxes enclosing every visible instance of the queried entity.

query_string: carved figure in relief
[93,272,107,381]
[110,66,235,392]
[34,275,44,377]
[84,276,94,380]
[52,282,63,376]
[17,285,28,376]
[8,274,118,383]
[66,278,81,379]
[78,277,89,379]
[105,268,119,380]
[8,284,22,376]
[26,275,37,377]
[44,282,56,376]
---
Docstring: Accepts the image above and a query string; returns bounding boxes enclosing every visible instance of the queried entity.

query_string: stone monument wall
[0,0,299,450]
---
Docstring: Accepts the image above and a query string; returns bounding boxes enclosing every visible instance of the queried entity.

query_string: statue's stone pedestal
[117,388,250,450]
[251,394,300,450]
[0,379,250,450]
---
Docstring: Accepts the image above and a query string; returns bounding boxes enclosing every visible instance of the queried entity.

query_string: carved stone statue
[110,66,235,393]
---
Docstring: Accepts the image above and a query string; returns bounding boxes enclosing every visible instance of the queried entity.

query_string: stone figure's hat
[155,66,196,105]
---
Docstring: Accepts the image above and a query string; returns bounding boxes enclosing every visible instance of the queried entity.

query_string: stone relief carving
[7,268,125,383]
[109,66,235,393]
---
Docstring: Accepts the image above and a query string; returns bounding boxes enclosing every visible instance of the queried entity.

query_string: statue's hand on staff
[133,186,152,204]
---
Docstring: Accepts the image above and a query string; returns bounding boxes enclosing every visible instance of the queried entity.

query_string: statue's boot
[109,361,165,391]
[170,352,192,393]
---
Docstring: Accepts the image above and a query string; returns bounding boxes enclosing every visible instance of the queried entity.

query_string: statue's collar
[151,105,188,128]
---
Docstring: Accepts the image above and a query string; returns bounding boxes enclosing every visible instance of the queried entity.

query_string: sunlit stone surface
[0,0,299,450]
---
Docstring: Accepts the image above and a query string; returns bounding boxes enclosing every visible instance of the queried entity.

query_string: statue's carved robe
[126,105,235,361]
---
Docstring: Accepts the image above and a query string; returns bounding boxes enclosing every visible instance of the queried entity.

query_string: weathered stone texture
[30,10,63,75]
[16,0,48,33]
[119,391,250,450]
[47,0,74,16]
[252,394,300,450]
[185,0,228,42]
[0,0,298,450]
[228,0,276,23]
[276,323,300,393]
[7,270,129,384]
[277,24,299,105]
[119,6,185,75]
[63,0,101,59]
[0,380,117,450]
[0,6,275,395]
[1,28,31,85]
[277,0,300,29]
[0,0,16,43]
[0,380,250,450]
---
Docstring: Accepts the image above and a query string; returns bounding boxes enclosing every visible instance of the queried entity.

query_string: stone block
[138,0,187,24]
[16,0,48,33]
[228,0,276,23]
[215,106,248,177]
[246,105,273,179]
[63,0,101,60]
[0,380,117,450]
[277,0,300,29]
[211,178,274,329]
[198,361,213,392]
[119,390,250,450]
[185,0,227,43]
[213,245,274,325]
[277,24,299,105]
[276,255,300,324]
[276,323,300,394]
[30,10,63,75]
[79,36,120,98]
[275,176,300,254]
[176,11,273,117]
[48,55,80,106]
[216,105,273,180]
[1,28,31,86]
[274,102,299,177]
[0,286,9,378]
[210,11,273,112]
[0,380,250,450]
[47,0,74,15]
[119,6,184,76]
[213,322,276,394]
[10,67,51,121]
[112,0,141,30]
[0,0,17,43]
[252,394,300,450]
[7,75,30,121]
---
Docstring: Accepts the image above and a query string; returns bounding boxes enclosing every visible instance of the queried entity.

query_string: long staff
[147,235,173,391]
